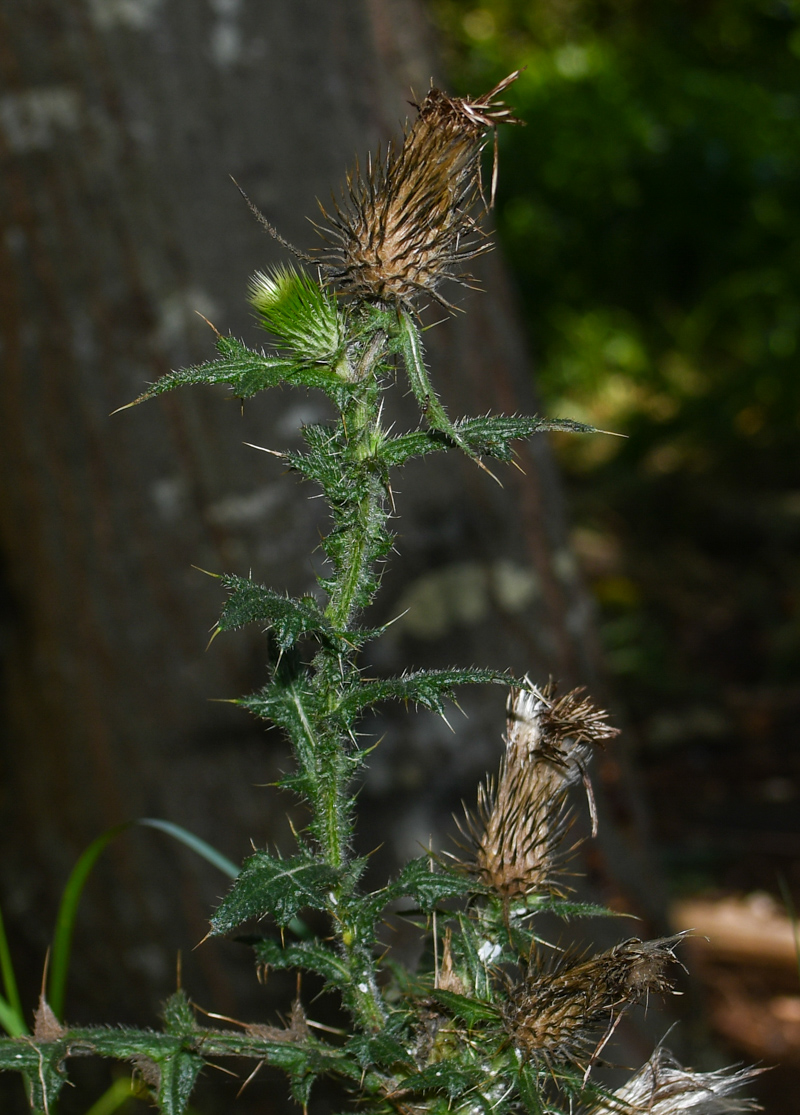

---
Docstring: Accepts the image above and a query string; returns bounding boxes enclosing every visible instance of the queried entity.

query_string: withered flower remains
[503,936,682,1067]
[591,1047,761,1114]
[457,684,619,899]
[317,73,521,308]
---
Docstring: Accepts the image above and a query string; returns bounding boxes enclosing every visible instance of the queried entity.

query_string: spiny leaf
[162,990,197,1037]
[346,1023,413,1070]
[517,1061,548,1115]
[124,334,357,407]
[0,1026,363,1088]
[210,852,340,935]
[524,898,627,921]
[252,937,351,987]
[381,856,476,912]
[336,667,514,719]
[451,912,493,1000]
[430,989,502,1026]
[454,414,602,460]
[399,1061,481,1100]
[128,335,293,403]
[217,575,332,650]
[237,674,318,740]
[155,1048,203,1115]
[382,414,602,468]
[20,1044,69,1112]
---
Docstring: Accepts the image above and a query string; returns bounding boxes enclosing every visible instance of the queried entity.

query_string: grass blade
[0,901,25,1032]
[0,993,26,1037]
[84,1075,139,1115]
[49,823,130,1019]
[137,819,239,879]
[48,819,241,1019]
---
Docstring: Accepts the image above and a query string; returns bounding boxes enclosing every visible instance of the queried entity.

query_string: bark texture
[0,0,662,1091]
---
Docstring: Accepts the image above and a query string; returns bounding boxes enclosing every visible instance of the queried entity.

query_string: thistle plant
[0,75,759,1115]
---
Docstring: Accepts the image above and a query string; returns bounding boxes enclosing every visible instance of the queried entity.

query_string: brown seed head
[503,936,682,1066]
[456,683,618,899]
[316,73,521,308]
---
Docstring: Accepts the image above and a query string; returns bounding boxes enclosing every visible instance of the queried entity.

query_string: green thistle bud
[249,263,344,364]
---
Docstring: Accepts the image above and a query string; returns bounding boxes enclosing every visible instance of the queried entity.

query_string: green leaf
[210,852,339,935]
[216,575,332,650]
[383,857,475,912]
[383,415,602,469]
[0,996,25,1039]
[452,912,493,1000]
[149,992,204,1115]
[284,424,364,502]
[430,989,502,1026]
[380,429,439,468]
[337,667,514,720]
[0,1039,41,1073]
[252,937,350,987]
[155,1049,204,1115]
[237,675,322,771]
[0,1025,369,1111]
[345,1024,412,1070]
[517,1061,547,1115]
[400,1061,479,1100]
[455,414,601,460]
[162,990,197,1036]
[23,1044,70,1113]
[516,896,630,921]
[128,335,294,403]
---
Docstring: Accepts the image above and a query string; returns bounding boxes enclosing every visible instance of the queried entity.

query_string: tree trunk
[0,0,664,1100]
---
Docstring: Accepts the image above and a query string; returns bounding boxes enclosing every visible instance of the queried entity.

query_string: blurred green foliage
[434,0,800,871]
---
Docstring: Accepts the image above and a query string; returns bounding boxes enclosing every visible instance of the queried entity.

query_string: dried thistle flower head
[591,1047,762,1114]
[456,683,618,899]
[317,72,521,308]
[503,936,682,1067]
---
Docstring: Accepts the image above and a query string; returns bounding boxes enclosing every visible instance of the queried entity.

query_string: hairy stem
[311,330,392,1030]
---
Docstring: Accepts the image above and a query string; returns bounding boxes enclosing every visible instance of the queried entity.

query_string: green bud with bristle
[249,263,345,365]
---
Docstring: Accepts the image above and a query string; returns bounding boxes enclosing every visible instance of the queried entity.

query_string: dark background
[1,0,797,1111]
